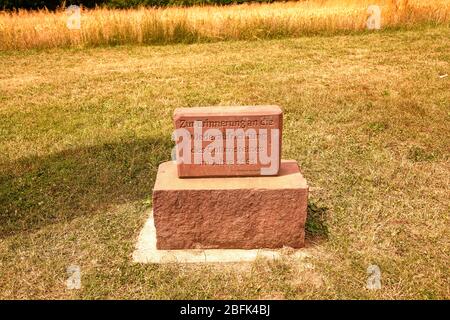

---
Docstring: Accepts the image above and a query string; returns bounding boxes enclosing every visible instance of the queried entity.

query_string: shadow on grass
[1,136,329,248]
[305,200,329,241]
[0,136,173,238]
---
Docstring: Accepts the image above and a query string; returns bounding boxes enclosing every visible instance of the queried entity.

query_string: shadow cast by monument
[0,136,172,238]
[305,200,329,241]
[1,132,326,251]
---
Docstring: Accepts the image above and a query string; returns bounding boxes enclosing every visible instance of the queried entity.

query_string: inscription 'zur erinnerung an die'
[172,105,282,177]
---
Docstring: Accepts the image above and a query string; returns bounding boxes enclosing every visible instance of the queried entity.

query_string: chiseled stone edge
[132,210,311,264]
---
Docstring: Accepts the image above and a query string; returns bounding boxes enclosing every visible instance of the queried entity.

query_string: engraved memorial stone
[173,105,282,177]
[151,105,309,250]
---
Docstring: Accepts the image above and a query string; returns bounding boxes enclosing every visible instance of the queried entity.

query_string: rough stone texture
[132,211,312,264]
[173,105,282,177]
[153,160,308,249]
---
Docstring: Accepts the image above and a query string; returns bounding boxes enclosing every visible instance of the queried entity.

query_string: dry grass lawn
[0,25,449,299]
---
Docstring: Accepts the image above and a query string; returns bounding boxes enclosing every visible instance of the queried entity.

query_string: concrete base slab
[132,210,310,264]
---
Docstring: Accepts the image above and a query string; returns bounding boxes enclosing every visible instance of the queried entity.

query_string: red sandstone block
[173,105,282,178]
[152,160,308,249]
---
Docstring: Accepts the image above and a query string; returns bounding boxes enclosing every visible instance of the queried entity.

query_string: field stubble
[0,0,450,49]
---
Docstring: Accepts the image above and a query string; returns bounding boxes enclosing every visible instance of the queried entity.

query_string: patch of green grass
[366,121,388,134]
[0,26,449,299]
[306,201,329,238]
[407,146,438,162]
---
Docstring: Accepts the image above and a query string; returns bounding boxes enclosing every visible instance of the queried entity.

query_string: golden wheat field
[1,0,450,50]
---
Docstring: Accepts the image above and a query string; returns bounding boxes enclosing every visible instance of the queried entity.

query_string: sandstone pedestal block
[152,160,308,249]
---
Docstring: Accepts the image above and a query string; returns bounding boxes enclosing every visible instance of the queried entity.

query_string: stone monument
[152,105,308,250]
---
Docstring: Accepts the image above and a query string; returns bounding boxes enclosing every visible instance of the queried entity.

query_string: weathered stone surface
[153,160,308,249]
[173,105,282,178]
[132,211,312,263]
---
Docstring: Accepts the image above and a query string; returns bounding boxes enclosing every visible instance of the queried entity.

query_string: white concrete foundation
[132,210,311,264]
